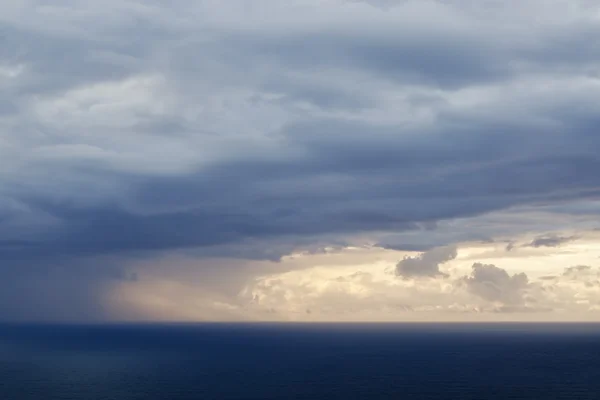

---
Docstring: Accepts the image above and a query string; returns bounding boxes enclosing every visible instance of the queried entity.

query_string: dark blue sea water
[1,323,599,399]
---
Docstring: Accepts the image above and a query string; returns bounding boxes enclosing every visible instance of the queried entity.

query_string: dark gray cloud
[395,246,457,278]
[0,256,137,322]
[1,0,600,320]
[525,235,578,248]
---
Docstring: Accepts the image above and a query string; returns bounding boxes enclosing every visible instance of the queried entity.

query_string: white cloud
[104,238,600,322]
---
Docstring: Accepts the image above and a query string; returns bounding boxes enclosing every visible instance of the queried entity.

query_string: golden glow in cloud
[107,231,600,322]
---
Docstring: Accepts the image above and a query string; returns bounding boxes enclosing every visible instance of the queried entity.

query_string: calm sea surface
[1,323,599,399]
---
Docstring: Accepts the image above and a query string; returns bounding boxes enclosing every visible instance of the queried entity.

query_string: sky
[1,0,600,322]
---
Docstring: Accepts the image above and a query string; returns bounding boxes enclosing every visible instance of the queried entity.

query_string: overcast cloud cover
[2,0,600,321]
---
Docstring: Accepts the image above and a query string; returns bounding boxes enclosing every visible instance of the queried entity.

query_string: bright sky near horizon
[2,0,600,322]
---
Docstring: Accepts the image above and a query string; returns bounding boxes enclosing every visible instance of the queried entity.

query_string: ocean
[1,323,599,399]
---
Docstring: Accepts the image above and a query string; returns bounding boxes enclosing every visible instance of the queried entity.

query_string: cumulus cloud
[227,246,600,321]
[561,265,600,282]
[395,246,457,277]
[232,258,600,321]
[461,263,530,306]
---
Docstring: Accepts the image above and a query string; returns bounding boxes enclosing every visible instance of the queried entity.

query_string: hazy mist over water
[1,323,600,399]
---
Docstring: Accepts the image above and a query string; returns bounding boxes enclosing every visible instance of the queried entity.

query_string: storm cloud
[1,0,600,320]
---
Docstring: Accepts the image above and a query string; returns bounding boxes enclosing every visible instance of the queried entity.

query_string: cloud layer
[1,0,600,320]
[236,244,600,322]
